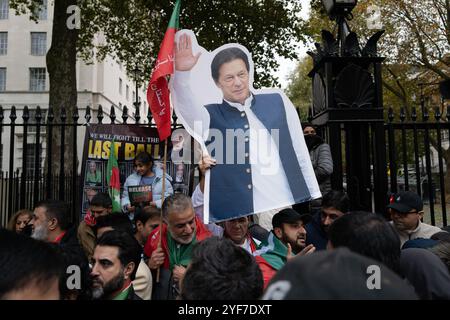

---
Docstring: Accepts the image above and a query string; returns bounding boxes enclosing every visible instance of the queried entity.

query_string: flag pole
[156,138,168,283]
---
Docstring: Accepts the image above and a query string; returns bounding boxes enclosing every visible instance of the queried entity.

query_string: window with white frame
[31,32,46,56]
[33,0,47,20]
[28,109,47,133]
[25,143,44,177]
[0,68,6,91]
[0,32,7,55]
[442,130,449,143]
[119,78,123,95]
[126,85,129,101]
[29,68,46,91]
[0,0,8,20]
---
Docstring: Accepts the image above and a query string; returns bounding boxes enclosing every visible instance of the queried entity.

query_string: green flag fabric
[254,232,292,271]
[106,140,121,213]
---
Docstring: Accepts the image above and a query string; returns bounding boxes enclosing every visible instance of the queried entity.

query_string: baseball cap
[387,191,423,213]
[262,247,418,300]
[272,208,311,229]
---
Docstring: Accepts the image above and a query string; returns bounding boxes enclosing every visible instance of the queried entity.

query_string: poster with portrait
[80,124,194,218]
[170,29,321,223]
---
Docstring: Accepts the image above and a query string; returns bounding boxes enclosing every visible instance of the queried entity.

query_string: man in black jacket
[30,199,91,299]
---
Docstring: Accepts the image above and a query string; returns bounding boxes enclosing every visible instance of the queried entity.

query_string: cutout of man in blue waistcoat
[170,30,321,223]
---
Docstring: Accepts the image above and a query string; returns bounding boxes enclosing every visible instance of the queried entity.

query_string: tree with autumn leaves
[288,0,450,200]
[9,0,310,174]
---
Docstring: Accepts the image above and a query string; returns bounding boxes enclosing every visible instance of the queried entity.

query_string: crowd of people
[2,125,450,300]
[2,168,450,300]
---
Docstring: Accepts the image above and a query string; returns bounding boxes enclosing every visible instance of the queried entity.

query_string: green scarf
[112,285,131,300]
[86,171,101,183]
[255,232,291,271]
[167,231,197,271]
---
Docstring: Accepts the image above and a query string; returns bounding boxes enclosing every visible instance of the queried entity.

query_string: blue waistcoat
[205,93,311,222]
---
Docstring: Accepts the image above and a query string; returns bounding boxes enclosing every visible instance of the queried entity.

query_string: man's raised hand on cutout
[175,33,201,72]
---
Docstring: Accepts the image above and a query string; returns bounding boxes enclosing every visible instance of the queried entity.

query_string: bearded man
[90,230,142,300]
[144,193,212,300]
[254,208,315,288]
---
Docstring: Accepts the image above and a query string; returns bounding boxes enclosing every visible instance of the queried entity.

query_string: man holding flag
[145,0,183,291]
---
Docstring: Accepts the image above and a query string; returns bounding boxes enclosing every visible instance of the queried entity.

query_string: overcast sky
[274,0,311,89]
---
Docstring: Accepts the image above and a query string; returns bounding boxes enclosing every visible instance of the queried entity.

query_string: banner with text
[80,124,193,217]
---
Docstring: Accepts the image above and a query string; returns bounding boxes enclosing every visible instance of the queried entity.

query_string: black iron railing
[0,104,187,228]
[308,105,450,226]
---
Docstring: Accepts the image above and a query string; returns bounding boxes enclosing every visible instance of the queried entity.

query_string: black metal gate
[0,104,186,227]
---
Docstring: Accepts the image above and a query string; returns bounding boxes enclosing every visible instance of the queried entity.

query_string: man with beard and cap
[305,190,349,251]
[90,230,142,300]
[387,191,443,247]
[262,247,418,300]
[254,208,315,288]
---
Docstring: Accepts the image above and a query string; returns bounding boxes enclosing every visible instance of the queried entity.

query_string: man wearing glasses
[387,191,443,247]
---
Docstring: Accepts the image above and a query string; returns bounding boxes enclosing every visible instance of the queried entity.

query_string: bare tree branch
[386,67,409,111]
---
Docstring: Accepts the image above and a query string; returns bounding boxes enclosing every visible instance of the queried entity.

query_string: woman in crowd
[7,209,33,234]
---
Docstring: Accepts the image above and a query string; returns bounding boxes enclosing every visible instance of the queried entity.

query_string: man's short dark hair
[322,190,350,213]
[328,211,401,274]
[35,199,71,231]
[0,228,64,299]
[90,192,112,208]
[134,206,160,227]
[211,47,250,83]
[181,237,263,300]
[95,213,134,236]
[162,193,193,219]
[96,230,142,281]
